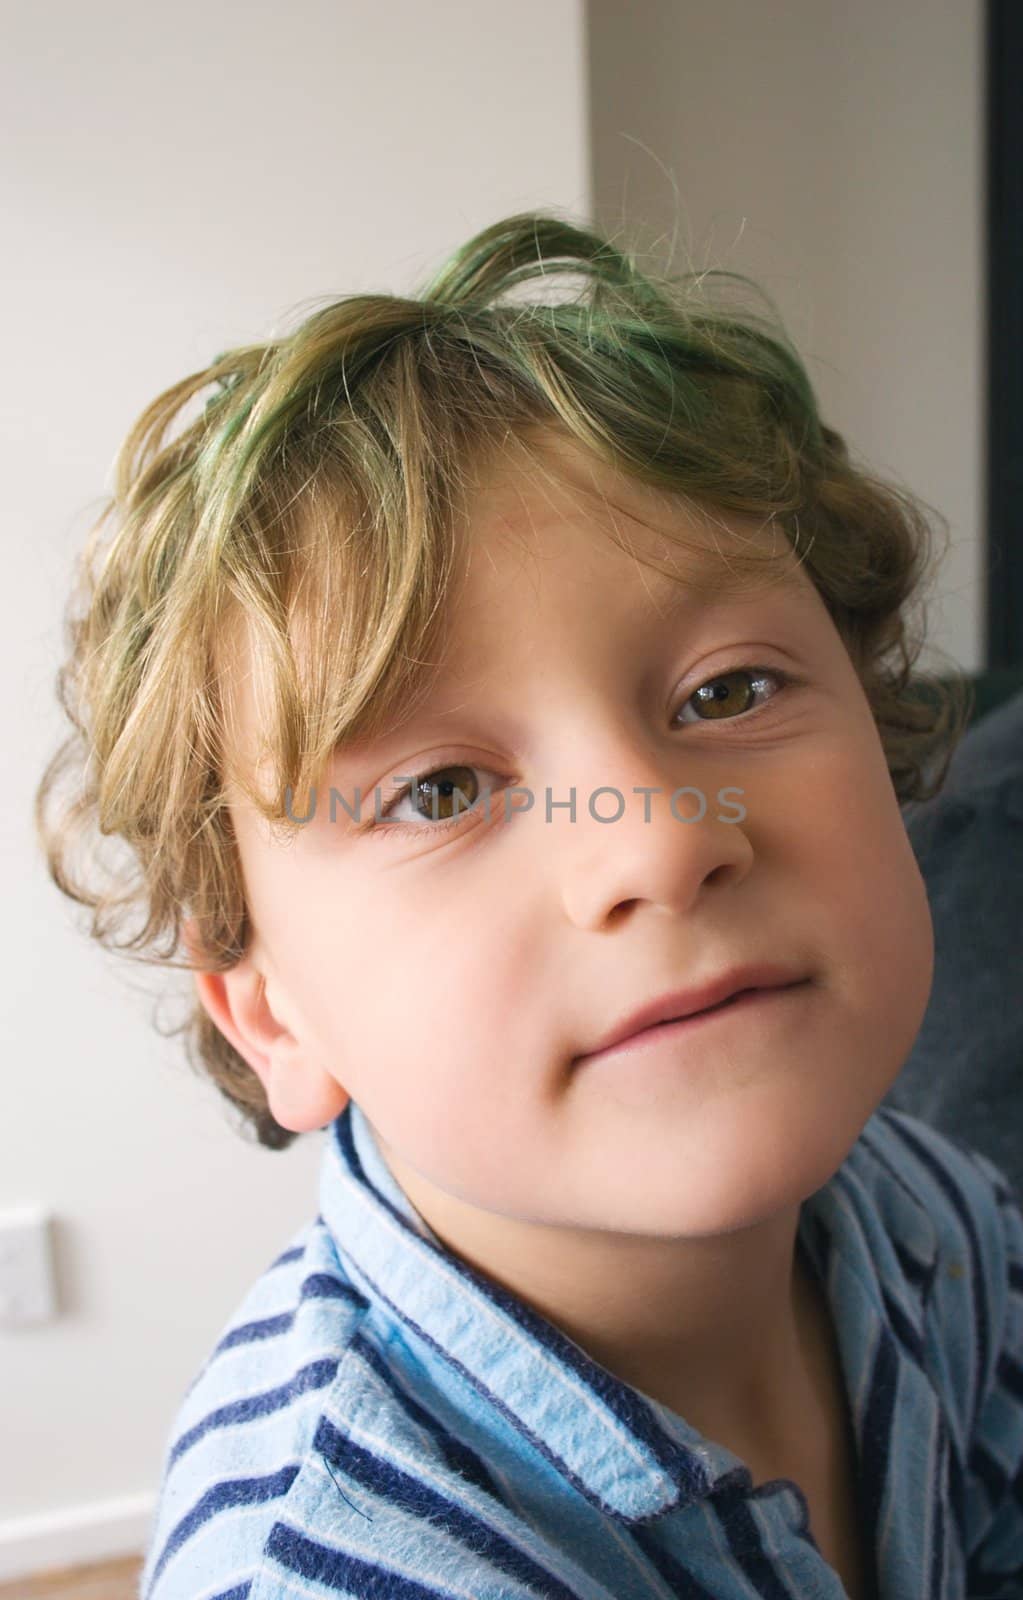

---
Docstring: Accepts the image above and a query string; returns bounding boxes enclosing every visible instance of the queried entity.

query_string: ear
[181,916,350,1133]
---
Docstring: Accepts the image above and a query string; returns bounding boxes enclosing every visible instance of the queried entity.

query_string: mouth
[578,980,811,1066]
[658,987,756,1021]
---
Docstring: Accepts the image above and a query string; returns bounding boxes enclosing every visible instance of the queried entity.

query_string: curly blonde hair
[34,209,972,1151]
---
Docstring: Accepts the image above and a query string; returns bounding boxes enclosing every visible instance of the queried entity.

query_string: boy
[36,212,1023,1599]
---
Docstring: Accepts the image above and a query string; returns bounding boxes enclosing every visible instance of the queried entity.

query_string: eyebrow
[624,545,805,620]
[330,704,521,782]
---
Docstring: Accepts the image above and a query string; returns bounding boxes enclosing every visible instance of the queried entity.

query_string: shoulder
[140,1214,371,1599]
[856,1102,1019,1215]
[851,1102,1021,1289]
[841,1109,1023,1576]
[848,1105,1023,1434]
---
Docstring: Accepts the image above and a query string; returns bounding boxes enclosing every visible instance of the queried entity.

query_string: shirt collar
[317,1099,939,1525]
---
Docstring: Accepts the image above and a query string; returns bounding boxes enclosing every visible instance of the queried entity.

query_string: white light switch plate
[0,1206,57,1325]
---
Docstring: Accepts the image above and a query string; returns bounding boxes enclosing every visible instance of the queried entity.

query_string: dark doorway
[986,0,1023,665]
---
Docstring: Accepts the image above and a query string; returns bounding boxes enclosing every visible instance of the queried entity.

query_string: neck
[379,1129,817,1449]
[543,1214,815,1447]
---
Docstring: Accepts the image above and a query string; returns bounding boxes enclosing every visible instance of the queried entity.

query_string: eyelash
[370,663,799,841]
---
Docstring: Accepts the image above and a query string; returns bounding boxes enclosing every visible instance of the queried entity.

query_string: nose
[540,732,754,930]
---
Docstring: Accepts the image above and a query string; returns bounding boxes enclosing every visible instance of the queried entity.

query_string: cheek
[294,863,532,1094]
[797,735,935,1047]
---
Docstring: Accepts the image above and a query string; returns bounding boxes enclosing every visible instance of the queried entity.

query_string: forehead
[451,431,805,621]
[219,432,809,795]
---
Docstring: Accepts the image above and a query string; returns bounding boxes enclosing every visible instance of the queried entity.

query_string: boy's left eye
[675,665,792,725]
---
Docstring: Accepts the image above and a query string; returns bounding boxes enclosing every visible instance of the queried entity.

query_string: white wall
[588,0,984,674]
[1,0,589,1578]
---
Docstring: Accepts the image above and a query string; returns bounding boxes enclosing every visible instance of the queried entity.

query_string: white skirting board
[0,1492,156,1583]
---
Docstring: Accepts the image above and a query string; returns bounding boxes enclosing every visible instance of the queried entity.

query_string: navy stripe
[208,1278,364,1359]
[970,1437,1012,1514]
[212,1311,294,1353]
[928,1421,947,1600]
[945,1433,968,1550]
[997,1345,1023,1407]
[269,1243,306,1270]
[297,1270,368,1305]
[858,1321,898,1576]
[265,1518,567,1598]
[312,1415,590,1599]
[149,1464,300,1590]
[168,1357,339,1468]
[713,1477,808,1599]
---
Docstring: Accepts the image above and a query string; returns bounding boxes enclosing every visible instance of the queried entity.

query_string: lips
[576,964,810,1061]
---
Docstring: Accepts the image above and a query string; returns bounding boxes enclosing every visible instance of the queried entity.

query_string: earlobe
[182,915,350,1132]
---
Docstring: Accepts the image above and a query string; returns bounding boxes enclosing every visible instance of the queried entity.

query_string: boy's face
[208,433,934,1244]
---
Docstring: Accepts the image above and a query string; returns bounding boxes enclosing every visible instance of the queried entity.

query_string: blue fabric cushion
[882,687,1023,1194]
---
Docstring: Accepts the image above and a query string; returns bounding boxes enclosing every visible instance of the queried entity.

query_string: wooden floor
[0,1553,144,1599]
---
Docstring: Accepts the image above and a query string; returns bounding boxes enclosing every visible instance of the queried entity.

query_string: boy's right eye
[374,764,503,838]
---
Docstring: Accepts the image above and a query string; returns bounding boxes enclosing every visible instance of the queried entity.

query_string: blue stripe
[880,1283,925,1363]
[631,1521,736,1600]
[882,1114,990,1426]
[351,1329,508,1504]
[891,1233,937,1298]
